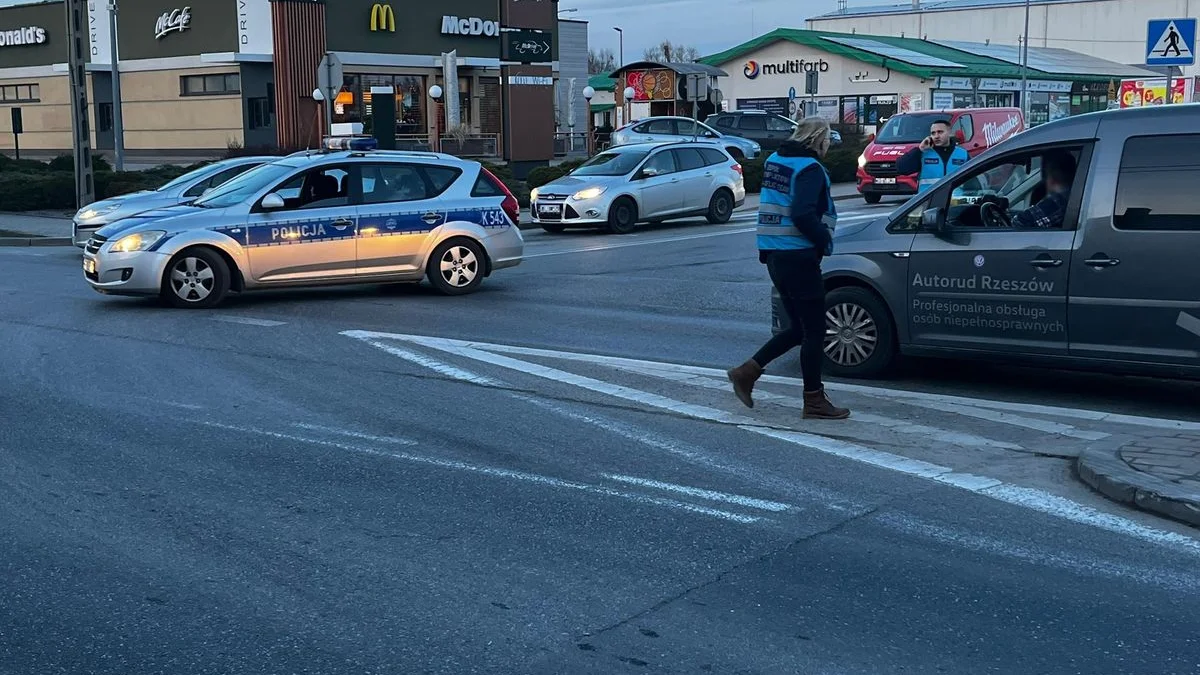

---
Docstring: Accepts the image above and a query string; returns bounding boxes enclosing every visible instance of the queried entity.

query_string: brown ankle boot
[727,359,763,408]
[803,388,850,420]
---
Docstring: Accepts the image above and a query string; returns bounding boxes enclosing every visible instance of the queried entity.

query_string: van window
[950,114,974,144]
[1113,134,1200,231]
[875,112,951,144]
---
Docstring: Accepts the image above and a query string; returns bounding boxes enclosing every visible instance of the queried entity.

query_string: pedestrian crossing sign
[1146,18,1196,66]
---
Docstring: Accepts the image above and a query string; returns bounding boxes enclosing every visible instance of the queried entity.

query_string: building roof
[587,74,616,92]
[607,61,728,79]
[698,28,1159,82]
[809,0,1097,20]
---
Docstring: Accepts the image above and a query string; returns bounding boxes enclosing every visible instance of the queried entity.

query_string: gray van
[772,104,1200,379]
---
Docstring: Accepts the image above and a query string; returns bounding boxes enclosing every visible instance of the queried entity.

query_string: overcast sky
[0,0,864,60]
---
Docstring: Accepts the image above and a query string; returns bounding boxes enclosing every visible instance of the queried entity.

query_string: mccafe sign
[155,7,191,40]
[0,26,48,48]
[744,57,831,79]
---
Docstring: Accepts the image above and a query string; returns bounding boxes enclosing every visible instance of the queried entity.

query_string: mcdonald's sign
[370,3,395,32]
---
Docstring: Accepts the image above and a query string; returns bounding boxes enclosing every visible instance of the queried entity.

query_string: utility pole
[108,0,124,171]
[613,26,623,67]
[1020,0,1030,118]
[64,0,95,209]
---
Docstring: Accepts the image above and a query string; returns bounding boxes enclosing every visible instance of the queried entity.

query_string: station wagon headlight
[77,203,119,219]
[110,230,166,253]
[572,187,606,201]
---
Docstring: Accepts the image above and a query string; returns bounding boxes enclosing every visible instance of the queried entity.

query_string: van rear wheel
[821,287,896,378]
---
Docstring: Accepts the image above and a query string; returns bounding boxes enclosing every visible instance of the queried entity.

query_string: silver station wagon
[82,137,525,308]
[773,104,1200,380]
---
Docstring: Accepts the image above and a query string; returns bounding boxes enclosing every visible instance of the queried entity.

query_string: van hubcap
[824,303,878,367]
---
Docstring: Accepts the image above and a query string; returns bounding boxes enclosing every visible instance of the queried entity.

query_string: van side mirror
[867,133,876,142]
[921,207,946,234]
[260,192,285,210]
[954,130,967,143]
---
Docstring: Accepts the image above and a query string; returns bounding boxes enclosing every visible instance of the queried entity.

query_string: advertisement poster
[1118,78,1189,107]
[900,93,925,113]
[624,70,675,101]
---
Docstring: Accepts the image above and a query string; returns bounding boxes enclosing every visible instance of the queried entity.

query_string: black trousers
[752,249,827,392]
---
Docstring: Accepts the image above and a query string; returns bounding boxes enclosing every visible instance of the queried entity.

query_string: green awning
[589,103,615,112]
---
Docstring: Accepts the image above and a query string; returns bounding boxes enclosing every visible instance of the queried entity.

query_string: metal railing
[438,134,500,158]
[553,132,590,157]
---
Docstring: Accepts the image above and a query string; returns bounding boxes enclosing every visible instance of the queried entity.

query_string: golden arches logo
[370,3,395,32]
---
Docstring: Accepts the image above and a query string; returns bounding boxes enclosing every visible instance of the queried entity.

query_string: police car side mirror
[260,192,286,210]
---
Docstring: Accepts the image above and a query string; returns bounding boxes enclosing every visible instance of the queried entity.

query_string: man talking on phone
[896,119,969,193]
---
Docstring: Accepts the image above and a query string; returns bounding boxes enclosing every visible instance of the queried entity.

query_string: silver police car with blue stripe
[81,136,524,308]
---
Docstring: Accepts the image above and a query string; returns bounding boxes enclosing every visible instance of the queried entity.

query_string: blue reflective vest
[755,154,836,255]
[917,145,969,192]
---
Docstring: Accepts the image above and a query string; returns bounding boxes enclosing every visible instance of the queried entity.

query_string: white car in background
[530,141,746,234]
[609,116,762,161]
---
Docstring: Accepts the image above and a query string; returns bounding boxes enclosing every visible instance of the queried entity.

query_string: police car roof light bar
[321,135,379,152]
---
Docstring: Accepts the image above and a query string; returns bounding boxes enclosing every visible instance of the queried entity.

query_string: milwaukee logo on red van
[983,115,1023,146]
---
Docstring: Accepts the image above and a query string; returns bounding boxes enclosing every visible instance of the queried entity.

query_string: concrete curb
[0,236,73,247]
[1076,446,1200,528]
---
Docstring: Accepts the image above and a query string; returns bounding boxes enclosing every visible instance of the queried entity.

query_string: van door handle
[331,218,354,228]
[1084,255,1121,268]
[1029,256,1063,268]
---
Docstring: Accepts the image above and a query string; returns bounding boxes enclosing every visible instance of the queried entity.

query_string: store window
[0,84,39,102]
[180,73,240,96]
[458,78,471,127]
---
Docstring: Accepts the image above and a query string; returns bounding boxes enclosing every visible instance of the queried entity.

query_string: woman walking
[727,117,850,420]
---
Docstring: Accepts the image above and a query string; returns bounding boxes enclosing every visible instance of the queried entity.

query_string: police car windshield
[193,163,295,208]
[876,113,951,144]
[572,150,650,176]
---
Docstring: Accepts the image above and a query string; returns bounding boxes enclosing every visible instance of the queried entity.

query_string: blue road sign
[1146,18,1196,67]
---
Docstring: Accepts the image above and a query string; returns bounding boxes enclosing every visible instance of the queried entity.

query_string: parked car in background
[609,116,761,161]
[856,107,1024,204]
[705,110,841,153]
[72,155,275,246]
[530,141,746,234]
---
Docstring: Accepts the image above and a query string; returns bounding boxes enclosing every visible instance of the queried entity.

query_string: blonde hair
[789,117,832,156]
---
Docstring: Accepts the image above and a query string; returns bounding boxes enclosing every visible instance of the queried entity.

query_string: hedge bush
[0,153,195,212]
[739,134,871,193]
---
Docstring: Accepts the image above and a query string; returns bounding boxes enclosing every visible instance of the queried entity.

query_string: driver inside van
[1012,150,1076,229]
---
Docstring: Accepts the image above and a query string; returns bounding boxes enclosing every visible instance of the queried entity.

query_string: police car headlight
[530,187,540,202]
[78,203,119,220]
[572,187,606,201]
[110,230,166,253]
[857,154,867,168]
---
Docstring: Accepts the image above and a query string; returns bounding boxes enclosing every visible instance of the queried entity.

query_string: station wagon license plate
[875,177,897,184]
[83,258,96,274]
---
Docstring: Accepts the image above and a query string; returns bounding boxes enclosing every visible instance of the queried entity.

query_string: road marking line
[927,402,1110,441]
[202,420,759,524]
[346,334,1199,432]
[603,474,794,512]
[344,331,1200,553]
[620,368,1025,450]
[210,316,286,327]
[292,423,418,446]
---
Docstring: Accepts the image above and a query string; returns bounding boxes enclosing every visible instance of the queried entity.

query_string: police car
[81,134,525,308]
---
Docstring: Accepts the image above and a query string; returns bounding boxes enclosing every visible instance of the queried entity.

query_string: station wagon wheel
[820,287,896,378]
[607,197,637,235]
[161,247,230,309]
[427,238,485,295]
[706,189,733,224]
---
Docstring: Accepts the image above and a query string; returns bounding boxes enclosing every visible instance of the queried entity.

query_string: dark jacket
[771,140,833,256]
[896,139,961,176]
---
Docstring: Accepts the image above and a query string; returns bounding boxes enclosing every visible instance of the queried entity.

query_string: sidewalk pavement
[1078,433,1200,527]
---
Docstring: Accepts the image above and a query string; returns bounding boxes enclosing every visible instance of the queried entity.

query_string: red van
[855,107,1024,203]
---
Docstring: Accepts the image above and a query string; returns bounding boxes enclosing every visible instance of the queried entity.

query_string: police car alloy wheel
[427,239,485,295]
[821,287,896,378]
[161,248,231,309]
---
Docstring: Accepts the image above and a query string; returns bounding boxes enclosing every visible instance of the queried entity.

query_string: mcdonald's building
[0,0,585,174]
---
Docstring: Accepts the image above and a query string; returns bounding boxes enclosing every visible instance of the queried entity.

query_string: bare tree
[642,40,701,63]
[588,48,617,75]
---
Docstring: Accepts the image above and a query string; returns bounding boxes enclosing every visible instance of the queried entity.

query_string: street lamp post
[108,0,124,171]
[1020,0,1030,119]
[582,85,595,155]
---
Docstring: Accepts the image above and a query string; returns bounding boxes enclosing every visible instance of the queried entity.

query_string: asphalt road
[2,202,1199,674]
